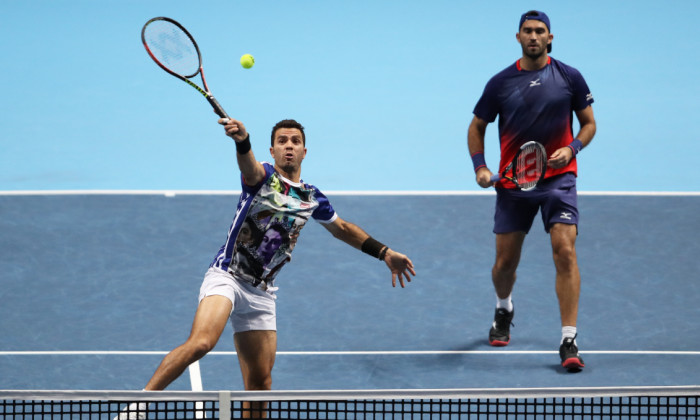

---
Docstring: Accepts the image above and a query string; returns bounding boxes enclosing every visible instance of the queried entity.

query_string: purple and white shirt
[210,162,337,291]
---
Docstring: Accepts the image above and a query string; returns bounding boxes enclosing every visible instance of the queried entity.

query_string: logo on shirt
[560,212,573,220]
[529,78,541,87]
[586,93,594,102]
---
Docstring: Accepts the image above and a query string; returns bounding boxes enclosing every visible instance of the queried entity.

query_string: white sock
[561,326,577,344]
[496,295,513,312]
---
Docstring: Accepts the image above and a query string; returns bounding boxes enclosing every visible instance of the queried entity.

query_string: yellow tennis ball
[240,54,254,69]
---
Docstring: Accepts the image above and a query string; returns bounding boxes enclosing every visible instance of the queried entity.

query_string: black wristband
[378,246,388,261]
[235,133,251,154]
[361,237,387,260]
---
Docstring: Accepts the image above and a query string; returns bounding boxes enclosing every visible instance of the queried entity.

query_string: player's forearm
[236,144,265,186]
[574,106,596,149]
[575,121,596,149]
[332,220,369,250]
[467,118,487,155]
[325,218,394,262]
[468,116,490,175]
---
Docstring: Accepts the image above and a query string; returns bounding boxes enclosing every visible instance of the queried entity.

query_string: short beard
[278,162,299,175]
[522,46,546,60]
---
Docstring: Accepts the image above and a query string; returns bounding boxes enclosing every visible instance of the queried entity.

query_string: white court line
[187,361,206,418]
[1,350,699,356]
[188,361,203,391]
[6,349,698,395]
[0,190,698,196]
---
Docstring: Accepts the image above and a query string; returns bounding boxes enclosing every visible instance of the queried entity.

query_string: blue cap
[519,10,552,52]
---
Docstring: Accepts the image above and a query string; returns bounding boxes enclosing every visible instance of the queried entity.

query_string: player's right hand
[218,117,248,142]
[476,167,495,188]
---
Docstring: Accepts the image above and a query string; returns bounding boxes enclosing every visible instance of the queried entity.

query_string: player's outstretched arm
[322,217,416,288]
[218,117,266,186]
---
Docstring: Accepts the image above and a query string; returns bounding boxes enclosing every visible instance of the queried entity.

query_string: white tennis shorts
[198,267,277,332]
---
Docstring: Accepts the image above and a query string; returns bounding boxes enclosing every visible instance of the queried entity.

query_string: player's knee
[187,338,216,359]
[244,371,272,391]
[552,244,577,269]
[493,256,518,276]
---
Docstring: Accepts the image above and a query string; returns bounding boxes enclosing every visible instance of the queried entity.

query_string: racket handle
[207,96,229,119]
[490,174,501,182]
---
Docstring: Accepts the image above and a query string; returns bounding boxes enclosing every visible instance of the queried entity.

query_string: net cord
[1,385,698,403]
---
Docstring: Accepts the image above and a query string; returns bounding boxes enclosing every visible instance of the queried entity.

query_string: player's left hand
[383,249,416,288]
[548,146,574,169]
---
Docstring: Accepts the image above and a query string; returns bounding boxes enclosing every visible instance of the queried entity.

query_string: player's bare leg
[145,295,232,390]
[492,232,527,298]
[234,330,277,418]
[550,222,584,369]
[549,223,580,327]
[488,231,526,345]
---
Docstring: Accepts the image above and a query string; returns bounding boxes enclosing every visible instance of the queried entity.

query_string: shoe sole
[561,358,585,370]
[489,339,510,347]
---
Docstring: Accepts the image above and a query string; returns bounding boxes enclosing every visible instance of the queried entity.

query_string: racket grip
[490,174,501,182]
[207,96,229,119]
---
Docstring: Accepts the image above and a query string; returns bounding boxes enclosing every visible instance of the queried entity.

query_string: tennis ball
[240,54,255,69]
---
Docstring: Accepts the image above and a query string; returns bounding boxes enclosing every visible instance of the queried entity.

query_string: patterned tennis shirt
[210,162,337,291]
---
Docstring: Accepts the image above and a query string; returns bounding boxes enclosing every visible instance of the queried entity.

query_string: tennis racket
[141,17,229,119]
[490,141,547,191]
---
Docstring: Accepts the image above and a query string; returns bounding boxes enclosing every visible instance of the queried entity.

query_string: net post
[218,391,231,419]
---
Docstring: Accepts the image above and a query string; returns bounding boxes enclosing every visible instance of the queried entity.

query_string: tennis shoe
[488,307,514,346]
[559,335,585,371]
[114,402,147,420]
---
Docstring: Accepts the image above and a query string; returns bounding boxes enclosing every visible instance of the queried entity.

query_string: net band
[2,386,698,419]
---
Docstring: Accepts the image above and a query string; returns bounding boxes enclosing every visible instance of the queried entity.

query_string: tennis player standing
[132,118,415,418]
[467,11,596,370]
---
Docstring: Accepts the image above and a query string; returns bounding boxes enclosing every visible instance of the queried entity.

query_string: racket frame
[141,16,229,118]
[491,140,547,191]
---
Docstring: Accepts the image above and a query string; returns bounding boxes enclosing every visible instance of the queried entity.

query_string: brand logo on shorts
[560,212,572,220]
[529,78,541,87]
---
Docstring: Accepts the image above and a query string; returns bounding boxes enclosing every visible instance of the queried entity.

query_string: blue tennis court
[1,192,698,392]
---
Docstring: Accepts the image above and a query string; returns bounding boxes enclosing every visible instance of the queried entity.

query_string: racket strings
[515,144,545,188]
[143,21,200,77]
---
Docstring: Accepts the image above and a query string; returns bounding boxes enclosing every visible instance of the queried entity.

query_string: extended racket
[490,141,547,191]
[141,17,229,119]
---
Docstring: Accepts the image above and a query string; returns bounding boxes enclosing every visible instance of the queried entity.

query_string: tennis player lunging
[124,118,415,418]
[467,11,596,371]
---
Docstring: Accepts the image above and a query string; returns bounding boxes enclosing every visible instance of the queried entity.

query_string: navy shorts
[494,173,578,234]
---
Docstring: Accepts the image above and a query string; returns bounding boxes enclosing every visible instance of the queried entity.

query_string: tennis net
[1,386,698,419]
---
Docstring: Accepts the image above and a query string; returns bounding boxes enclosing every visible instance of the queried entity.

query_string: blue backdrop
[2,0,699,192]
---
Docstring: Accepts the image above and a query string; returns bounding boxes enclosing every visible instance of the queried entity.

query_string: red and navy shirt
[473,57,594,187]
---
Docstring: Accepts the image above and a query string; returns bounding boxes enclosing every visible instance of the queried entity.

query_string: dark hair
[271,119,305,146]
